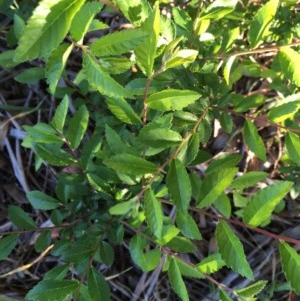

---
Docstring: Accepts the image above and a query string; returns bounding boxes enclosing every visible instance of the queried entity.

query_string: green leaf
[14,67,45,84]
[33,143,76,166]
[214,193,231,218]
[197,168,237,208]
[234,280,268,299]
[243,181,293,227]
[155,225,180,245]
[231,172,268,190]
[174,258,204,279]
[109,199,136,216]
[176,211,202,240]
[105,97,141,124]
[248,0,279,48]
[14,14,25,39]
[243,119,266,161]
[14,0,85,62]
[164,49,198,70]
[70,2,103,42]
[35,230,51,252]
[24,123,62,144]
[46,43,74,95]
[98,241,114,267]
[168,257,189,301]
[147,89,200,111]
[66,105,89,150]
[285,132,300,165]
[51,95,69,133]
[280,242,300,294]
[268,102,300,123]
[44,264,70,280]
[196,253,226,274]
[80,130,102,170]
[27,190,61,210]
[83,53,131,98]
[129,235,161,271]
[165,236,196,253]
[26,280,79,301]
[105,125,131,154]
[61,242,93,263]
[216,221,254,280]
[201,0,238,20]
[144,189,163,238]
[176,132,200,166]
[0,235,19,261]
[278,47,300,86]
[138,127,182,148]
[205,154,241,175]
[8,205,36,230]
[166,159,192,213]
[135,3,160,76]
[91,29,148,57]
[219,289,234,301]
[104,154,157,176]
[113,0,150,25]
[88,268,110,301]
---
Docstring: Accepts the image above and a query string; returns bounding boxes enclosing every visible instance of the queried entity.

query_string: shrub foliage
[1,0,300,300]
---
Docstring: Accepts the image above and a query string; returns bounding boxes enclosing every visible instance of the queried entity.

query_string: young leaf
[70,2,103,42]
[144,189,163,238]
[66,104,89,150]
[196,253,226,274]
[105,97,141,124]
[285,132,300,165]
[176,211,202,240]
[14,0,85,62]
[134,3,160,76]
[166,159,192,213]
[26,280,79,301]
[243,181,293,227]
[216,221,254,280]
[27,190,61,210]
[278,47,300,86]
[104,154,157,177]
[231,171,268,190]
[129,235,161,271]
[243,119,266,161]
[88,268,110,301]
[91,29,148,57]
[83,53,131,98]
[0,235,19,261]
[234,280,268,299]
[46,43,74,95]
[147,89,200,111]
[248,0,279,48]
[280,242,300,294]
[51,95,69,133]
[168,257,189,301]
[197,168,237,208]
[8,205,36,230]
